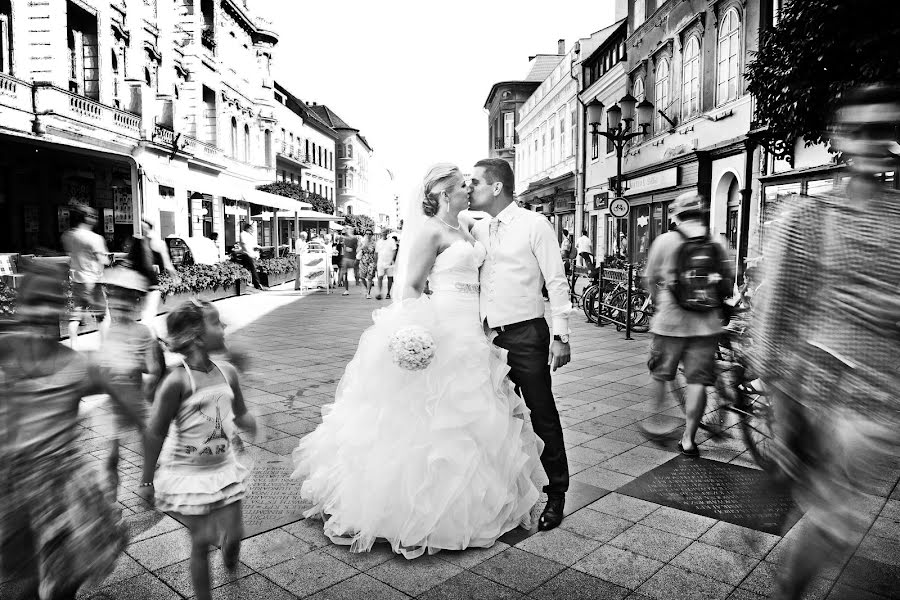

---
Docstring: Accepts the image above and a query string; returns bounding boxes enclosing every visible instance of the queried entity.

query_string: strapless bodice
[429,240,485,295]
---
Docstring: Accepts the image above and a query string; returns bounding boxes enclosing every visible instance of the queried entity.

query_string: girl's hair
[166,299,214,354]
[422,163,460,217]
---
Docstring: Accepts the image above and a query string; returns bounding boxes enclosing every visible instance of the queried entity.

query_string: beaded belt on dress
[431,282,481,294]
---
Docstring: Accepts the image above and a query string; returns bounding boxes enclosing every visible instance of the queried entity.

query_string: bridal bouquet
[388,326,436,371]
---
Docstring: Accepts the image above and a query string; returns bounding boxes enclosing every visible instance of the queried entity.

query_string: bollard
[597,262,605,327]
[625,263,633,340]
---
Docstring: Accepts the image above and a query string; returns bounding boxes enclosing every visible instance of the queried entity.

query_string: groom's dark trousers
[492,317,569,497]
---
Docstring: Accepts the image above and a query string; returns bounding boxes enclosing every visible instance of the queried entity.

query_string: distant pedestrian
[62,207,109,348]
[0,262,138,599]
[576,229,594,269]
[641,192,733,456]
[98,267,164,501]
[339,227,359,296]
[560,228,573,275]
[293,232,310,291]
[237,223,265,291]
[127,215,179,332]
[358,230,377,299]
[374,231,397,300]
[138,300,258,600]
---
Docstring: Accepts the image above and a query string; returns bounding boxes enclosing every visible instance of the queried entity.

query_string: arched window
[632,78,645,143]
[230,117,238,158]
[243,124,250,162]
[264,129,272,166]
[682,36,701,119]
[654,58,670,131]
[111,50,120,107]
[347,144,353,158]
[716,8,741,105]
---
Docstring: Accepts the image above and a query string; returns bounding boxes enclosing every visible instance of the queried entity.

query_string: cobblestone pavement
[12,283,897,600]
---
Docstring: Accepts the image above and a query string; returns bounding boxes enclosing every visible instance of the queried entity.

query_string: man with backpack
[641,192,733,456]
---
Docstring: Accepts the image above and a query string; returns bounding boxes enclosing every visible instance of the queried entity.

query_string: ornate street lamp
[587,94,654,257]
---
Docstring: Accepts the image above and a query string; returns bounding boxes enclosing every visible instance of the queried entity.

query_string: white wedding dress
[291,240,544,559]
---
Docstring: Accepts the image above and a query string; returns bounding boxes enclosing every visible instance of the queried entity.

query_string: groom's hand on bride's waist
[549,340,571,371]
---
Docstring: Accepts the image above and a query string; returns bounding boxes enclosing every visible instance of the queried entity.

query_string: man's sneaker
[375,295,382,300]
[342,291,350,296]
[385,294,391,300]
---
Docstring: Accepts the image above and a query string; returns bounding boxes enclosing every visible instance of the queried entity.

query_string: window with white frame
[559,112,566,162]
[533,138,539,174]
[716,8,741,105]
[570,106,577,156]
[632,78,645,142]
[541,125,548,171]
[682,36,701,119]
[634,0,645,27]
[550,122,556,166]
[503,112,515,148]
[655,58,670,131]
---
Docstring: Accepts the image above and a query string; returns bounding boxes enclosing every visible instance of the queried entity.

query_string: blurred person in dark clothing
[754,84,900,600]
[127,215,179,332]
[0,263,144,600]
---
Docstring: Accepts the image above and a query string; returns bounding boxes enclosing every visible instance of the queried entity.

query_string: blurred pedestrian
[576,229,594,269]
[339,227,359,296]
[98,267,164,501]
[138,300,257,600]
[0,262,141,600]
[293,232,309,291]
[374,231,397,300]
[560,228,573,275]
[237,223,266,291]
[756,84,900,600]
[640,192,733,455]
[358,230,377,299]
[127,215,179,333]
[62,207,109,349]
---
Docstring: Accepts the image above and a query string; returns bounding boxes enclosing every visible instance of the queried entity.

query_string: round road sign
[609,197,630,219]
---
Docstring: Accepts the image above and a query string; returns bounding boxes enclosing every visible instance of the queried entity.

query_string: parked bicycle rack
[597,262,635,340]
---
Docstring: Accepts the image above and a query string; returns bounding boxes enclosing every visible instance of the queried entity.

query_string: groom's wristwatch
[553,334,570,344]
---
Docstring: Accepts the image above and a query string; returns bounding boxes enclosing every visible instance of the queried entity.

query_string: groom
[468,158,572,531]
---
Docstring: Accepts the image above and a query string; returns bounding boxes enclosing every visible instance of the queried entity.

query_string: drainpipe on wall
[569,42,586,249]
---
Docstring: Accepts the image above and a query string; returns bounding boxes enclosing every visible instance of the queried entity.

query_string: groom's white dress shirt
[473,202,572,336]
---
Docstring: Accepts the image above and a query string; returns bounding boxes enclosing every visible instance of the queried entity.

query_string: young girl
[99,267,163,500]
[138,300,257,600]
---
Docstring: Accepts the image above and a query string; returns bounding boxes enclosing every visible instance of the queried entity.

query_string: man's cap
[669,192,709,218]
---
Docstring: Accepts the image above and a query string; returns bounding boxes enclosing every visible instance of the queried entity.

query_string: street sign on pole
[609,196,630,219]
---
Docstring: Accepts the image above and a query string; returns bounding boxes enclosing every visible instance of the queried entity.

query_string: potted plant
[256,256,296,287]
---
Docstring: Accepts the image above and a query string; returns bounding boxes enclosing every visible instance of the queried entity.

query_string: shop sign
[554,195,575,212]
[298,249,330,291]
[593,192,609,210]
[103,208,115,233]
[624,167,678,197]
[113,188,133,224]
[609,196,630,219]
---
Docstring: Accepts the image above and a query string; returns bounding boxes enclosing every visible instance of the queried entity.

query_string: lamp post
[586,95,653,257]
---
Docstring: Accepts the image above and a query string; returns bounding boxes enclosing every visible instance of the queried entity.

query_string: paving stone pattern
[11,284,895,600]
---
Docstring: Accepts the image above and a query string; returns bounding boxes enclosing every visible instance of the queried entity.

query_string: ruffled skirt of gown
[291,295,544,559]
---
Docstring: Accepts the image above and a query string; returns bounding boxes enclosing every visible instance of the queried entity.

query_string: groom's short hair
[474,159,515,197]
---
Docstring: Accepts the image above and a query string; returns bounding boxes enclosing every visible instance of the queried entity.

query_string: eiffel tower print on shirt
[201,401,228,444]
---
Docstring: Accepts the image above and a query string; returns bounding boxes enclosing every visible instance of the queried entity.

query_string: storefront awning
[519,172,576,203]
[274,208,343,221]
[243,189,311,212]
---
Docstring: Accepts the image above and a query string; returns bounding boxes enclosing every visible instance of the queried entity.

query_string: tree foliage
[746,0,900,160]
[256,182,335,215]
[343,214,375,232]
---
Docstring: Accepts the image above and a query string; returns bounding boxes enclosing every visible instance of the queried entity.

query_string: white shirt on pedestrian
[375,238,396,267]
[576,235,592,255]
[473,202,571,336]
[62,226,108,284]
[240,230,258,260]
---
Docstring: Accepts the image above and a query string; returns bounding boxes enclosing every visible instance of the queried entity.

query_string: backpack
[669,228,732,312]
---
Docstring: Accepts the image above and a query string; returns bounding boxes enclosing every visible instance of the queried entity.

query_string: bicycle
[584,269,651,333]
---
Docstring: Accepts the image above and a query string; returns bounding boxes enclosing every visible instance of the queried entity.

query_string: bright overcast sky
[255,0,617,205]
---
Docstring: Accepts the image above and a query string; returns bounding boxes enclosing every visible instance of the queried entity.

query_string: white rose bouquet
[388,326,436,371]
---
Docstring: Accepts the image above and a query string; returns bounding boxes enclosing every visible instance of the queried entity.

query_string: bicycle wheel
[630,291,651,333]
[606,290,628,330]
[737,378,779,473]
[582,285,600,323]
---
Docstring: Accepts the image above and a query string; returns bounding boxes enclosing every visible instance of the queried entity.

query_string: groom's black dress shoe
[538,496,565,531]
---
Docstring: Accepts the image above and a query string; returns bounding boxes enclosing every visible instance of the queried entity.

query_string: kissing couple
[292,158,574,558]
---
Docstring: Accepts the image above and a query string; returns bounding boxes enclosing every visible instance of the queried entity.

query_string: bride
[291,163,544,559]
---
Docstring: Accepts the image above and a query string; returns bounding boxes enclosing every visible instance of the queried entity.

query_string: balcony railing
[0,73,33,113]
[34,84,141,138]
[493,134,518,150]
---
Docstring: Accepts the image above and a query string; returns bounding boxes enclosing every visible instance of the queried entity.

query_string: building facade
[483,80,539,169]
[578,0,763,270]
[307,104,373,218]
[515,42,579,241]
[0,0,344,257]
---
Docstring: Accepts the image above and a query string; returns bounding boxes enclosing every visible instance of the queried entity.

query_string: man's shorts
[340,258,357,270]
[70,281,107,323]
[376,264,392,277]
[647,334,717,385]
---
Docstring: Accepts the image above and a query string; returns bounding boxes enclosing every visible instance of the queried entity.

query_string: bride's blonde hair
[422,163,461,217]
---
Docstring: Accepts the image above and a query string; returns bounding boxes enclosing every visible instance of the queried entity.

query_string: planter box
[159,282,242,313]
[259,270,294,288]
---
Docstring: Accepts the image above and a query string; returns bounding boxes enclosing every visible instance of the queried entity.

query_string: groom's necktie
[489,219,500,252]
